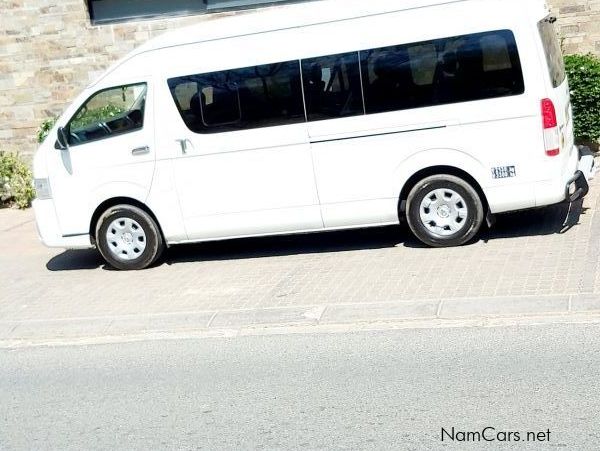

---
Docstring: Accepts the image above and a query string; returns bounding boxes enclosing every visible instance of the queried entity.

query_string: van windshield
[68,83,147,145]
[538,17,566,88]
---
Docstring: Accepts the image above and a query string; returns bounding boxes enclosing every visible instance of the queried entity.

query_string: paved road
[1,177,600,342]
[2,323,600,450]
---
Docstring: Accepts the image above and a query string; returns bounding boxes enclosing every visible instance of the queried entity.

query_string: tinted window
[361,30,524,114]
[168,60,305,133]
[88,0,204,24]
[301,52,364,121]
[68,83,147,145]
[168,30,525,133]
[88,0,305,24]
[538,18,566,88]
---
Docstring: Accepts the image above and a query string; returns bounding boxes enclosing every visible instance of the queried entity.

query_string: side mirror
[55,126,69,150]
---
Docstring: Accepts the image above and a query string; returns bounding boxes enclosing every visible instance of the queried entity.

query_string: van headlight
[34,178,52,200]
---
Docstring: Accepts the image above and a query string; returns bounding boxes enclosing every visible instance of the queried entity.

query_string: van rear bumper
[33,198,93,249]
[576,146,596,181]
[566,171,589,202]
[528,146,596,210]
[566,146,596,202]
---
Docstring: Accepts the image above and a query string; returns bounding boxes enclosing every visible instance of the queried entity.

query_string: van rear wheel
[406,175,484,247]
[96,204,164,270]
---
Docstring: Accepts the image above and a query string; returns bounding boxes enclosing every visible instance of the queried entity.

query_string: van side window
[68,83,147,146]
[301,52,364,121]
[538,18,566,88]
[361,30,524,114]
[362,45,423,113]
[168,30,524,133]
[168,60,305,133]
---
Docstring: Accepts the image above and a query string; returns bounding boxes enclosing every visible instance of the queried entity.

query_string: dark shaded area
[166,225,407,265]
[46,199,587,272]
[46,249,105,272]
[481,198,586,241]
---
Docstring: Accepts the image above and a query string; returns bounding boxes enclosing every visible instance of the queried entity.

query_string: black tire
[406,175,484,247]
[95,204,164,270]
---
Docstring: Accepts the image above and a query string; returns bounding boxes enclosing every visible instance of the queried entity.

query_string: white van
[33,0,596,270]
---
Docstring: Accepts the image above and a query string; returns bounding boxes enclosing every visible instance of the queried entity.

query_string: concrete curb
[1,294,599,347]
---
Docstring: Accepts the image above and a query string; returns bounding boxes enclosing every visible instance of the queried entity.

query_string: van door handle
[176,139,194,154]
[131,146,150,156]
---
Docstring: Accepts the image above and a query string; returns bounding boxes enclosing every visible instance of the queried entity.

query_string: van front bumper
[33,198,93,249]
[565,146,596,202]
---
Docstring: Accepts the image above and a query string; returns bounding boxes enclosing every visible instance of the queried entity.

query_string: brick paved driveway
[1,178,600,332]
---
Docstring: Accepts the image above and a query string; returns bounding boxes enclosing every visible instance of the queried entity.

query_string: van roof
[134,0,471,54]
[94,0,545,88]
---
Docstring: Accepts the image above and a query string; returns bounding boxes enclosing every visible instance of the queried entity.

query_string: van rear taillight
[541,98,560,157]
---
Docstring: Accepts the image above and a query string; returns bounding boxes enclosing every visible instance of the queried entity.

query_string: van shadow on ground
[46,199,587,271]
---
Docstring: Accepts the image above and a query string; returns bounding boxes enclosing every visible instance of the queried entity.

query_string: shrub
[71,105,124,130]
[36,117,58,144]
[0,152,35,209]
[564,54,600,143]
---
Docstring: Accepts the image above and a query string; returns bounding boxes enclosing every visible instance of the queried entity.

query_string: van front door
[49,82,156,237]
[162,63,322,241]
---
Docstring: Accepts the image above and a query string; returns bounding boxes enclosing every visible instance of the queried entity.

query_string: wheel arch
[398,166,489,217]
[89,197,165,244]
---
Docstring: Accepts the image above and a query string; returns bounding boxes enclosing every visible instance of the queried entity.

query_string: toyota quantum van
[33,0,596,270]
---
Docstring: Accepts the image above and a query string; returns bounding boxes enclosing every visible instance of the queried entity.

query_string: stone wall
[0,0,233,159]
[551,0,600,55]
[1,0,599,160]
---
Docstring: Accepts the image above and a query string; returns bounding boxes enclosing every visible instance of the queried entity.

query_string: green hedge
[0,152,34,209]
[37,117,57,144]
[565,54,600,143]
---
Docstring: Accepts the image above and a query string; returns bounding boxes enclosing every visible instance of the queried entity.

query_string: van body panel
[171,140,324,240]
[156,79,323,240]
[32,198,92,249]
[145,159,188,242]
[45,80,156,237]
[32,0,594,253]
[530,12,578,206]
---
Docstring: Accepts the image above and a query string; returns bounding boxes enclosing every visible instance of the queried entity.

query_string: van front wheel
[406,175,484,247]
[96,204,164,270]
